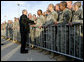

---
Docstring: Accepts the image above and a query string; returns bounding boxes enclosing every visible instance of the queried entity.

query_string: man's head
[60,1,67,11]
[33,14,37,20]
[37,9,42,16]
[66,1,72,9]
[73,2,81,11]
[48,4,54,12]
[33,14,36,18]
[28,13,32,19]
[55,3,60,11]
[4,21,6,24]
[22,9,27,15]
[42,12,46,16]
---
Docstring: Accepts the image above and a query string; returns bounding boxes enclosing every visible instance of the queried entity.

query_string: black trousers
[20,31,29,52]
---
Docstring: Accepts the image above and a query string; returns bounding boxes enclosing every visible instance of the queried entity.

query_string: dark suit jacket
[19,14,35,33]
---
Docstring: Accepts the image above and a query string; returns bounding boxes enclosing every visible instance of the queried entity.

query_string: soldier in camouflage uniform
[55,2,72,61]
[6,22,9,39]
[71,2,83,58]
[57,1,72,54]
[13,17,20,42]
[8,20,13,40]
[2,21,7,39]
[1,23,5,38]
[32,9,45,51]
[43,4,58,58]
[28,13,35,48]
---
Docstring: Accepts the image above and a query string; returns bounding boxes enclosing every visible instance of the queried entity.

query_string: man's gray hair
[22,9,27,14]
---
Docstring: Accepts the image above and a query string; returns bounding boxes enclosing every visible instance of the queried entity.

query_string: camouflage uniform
[57,8,72,53]
[2,24,4,37]
[6,23,9,39]
[8,22,13,40]
[13,21,20,41]
[43,10,58,50]
[35,15,45,47]
[13,21,17,41]
[71,9,83,57]
[29,17,35,44]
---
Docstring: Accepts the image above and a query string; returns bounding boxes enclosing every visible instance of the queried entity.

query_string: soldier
[13,17,20,42]
[66,1,72,10]
[9,20,13,40]
[6,21,9,40]
[2,23,4,37]
[72,2,83,57]
[31,9,45,52]
[3,21,7,39]
[28,13,35,48]
[31,14,37,48]
[13,17,17,41]
[55,3,62,21]
[32,14,37,21]
[72,2,83,22]
[56,1,72,61]
[43,4,58,59]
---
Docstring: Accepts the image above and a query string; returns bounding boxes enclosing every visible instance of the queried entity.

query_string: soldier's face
[37,11,40,16]
[73,5,77,11]
[67,1,72,9]
[60,3,64,11]
[66,1,72,5]
[55,5,59,11]
[48,5,52,11]
[72,5,75,11]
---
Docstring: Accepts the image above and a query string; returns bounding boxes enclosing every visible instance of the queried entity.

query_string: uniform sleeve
[52,11,58,22]
[81,9,83,19]
[35,19,42,27]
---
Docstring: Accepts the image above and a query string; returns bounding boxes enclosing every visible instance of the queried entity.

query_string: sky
[1,1,83,24]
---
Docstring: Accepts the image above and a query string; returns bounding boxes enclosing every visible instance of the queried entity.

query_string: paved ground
[1,37,56,61]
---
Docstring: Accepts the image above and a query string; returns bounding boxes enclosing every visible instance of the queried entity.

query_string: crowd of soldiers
[1,1,83,60]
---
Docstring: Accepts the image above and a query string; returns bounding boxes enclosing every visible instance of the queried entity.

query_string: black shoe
[1,43,4,45]
[20,50,28,53]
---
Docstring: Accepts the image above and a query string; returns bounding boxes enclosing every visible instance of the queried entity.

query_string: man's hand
[54,22,58,26]
[30,25,36,27]
[34,21,37,23]
[38,26,42,29]
[68,22,72,26]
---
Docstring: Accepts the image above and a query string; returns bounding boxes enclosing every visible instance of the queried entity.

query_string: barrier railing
[29,22,83,61]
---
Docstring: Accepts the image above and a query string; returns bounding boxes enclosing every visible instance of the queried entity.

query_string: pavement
[1,37,56,61]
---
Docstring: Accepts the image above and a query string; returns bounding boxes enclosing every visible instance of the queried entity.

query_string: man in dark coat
[19,9,35,53]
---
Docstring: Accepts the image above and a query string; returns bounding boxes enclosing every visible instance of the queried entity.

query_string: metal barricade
[29,22,83,61]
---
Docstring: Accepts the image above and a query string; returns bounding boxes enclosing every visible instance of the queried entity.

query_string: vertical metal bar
[46,28,47,48]
[47,27,49,49]
[57,25,59,52]
[61,25,62,52]
[79,25,81,58]
[50,26,53,50]
[65,25,66,54]
[69,25,70,55]
[74,25,75,56]
[54,26,55,51]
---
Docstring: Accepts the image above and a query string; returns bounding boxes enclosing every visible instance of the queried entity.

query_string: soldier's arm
[53,11,58,22]
[43,19,54,27]
[35,20,42,28]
